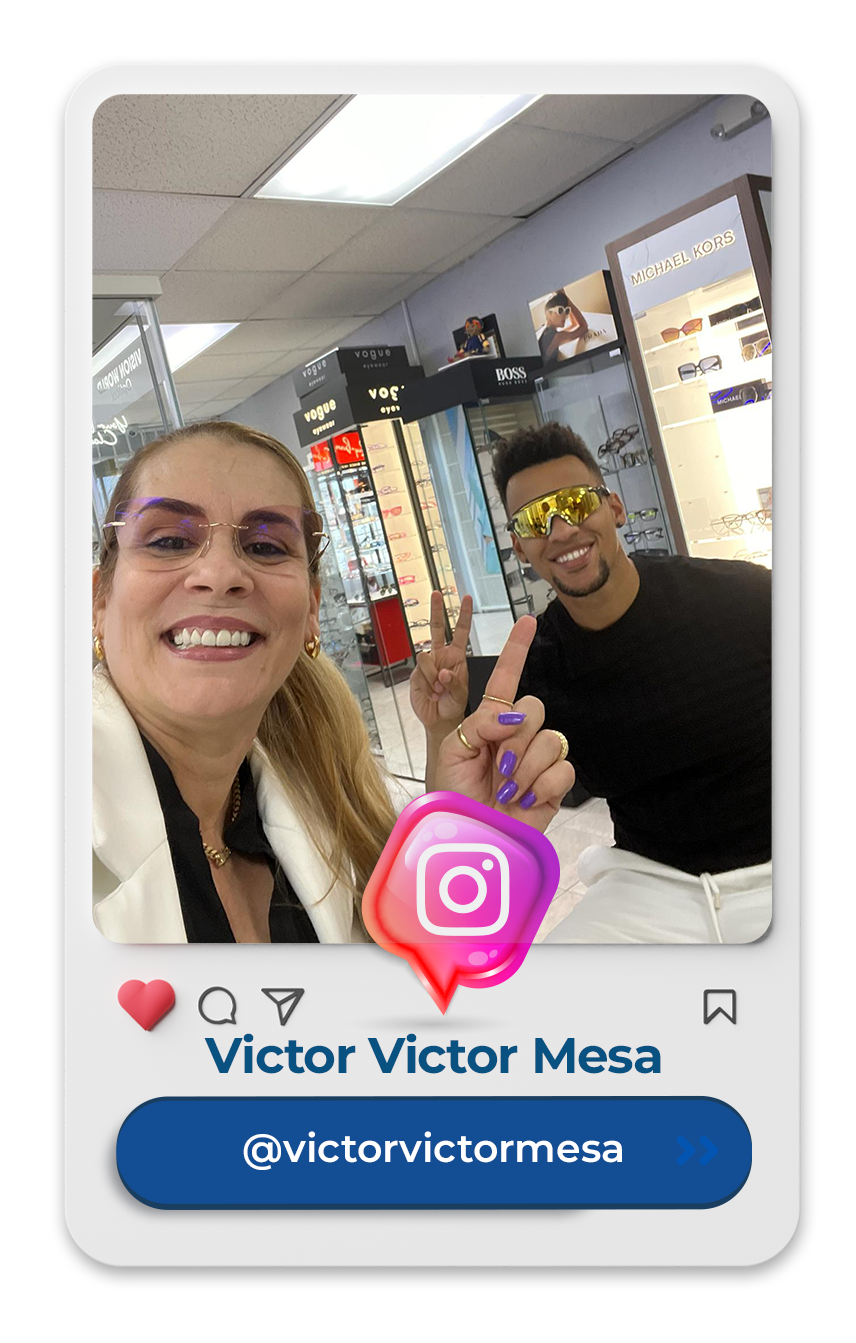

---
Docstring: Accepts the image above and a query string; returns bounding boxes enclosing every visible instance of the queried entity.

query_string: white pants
[544,846,772,945]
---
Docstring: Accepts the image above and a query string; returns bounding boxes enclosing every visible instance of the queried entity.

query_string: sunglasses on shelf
[403,598,421,607]
[597,425,640,459]
[626,508,659,523]
[382,506,403,517]
[660,319,703,343]
[741,337,772,361]
[709,296,763,327]
[379,486,402,496]
[618,450,649,468]
[678,355,722,381]
[508,485,610,539]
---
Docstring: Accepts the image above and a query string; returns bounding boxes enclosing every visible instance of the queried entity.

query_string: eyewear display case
[399,357,546,648]
[607,175,772,569]
[535,346,676,560]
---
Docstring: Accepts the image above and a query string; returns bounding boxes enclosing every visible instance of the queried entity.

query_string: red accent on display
[371,596,412,667]
[310,439,333,472]
[333,431,365,466]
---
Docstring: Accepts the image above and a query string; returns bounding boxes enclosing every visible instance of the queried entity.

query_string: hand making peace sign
[409,591,473,732]
[431,612,575,835]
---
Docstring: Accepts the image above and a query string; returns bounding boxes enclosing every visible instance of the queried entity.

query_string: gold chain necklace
[202,776,242,868]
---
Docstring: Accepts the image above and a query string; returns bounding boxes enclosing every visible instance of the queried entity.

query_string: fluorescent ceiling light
[93,320,237,378]
[161,323,238,372]
[255,94,540,206]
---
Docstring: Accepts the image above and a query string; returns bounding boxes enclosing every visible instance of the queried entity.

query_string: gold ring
[550,730,569,762]
[456,723,479,754]
[482,695,515,708]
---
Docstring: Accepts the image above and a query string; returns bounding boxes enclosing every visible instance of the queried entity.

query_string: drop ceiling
[93,93,709,420]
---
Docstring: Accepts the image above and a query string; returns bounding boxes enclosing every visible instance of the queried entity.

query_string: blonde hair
[95,420,397,911]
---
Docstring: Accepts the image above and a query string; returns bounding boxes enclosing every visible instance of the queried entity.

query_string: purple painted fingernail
[519,790,537,809]
[496,779,518,804]
[499,750,517,777]
[497,712,526,725]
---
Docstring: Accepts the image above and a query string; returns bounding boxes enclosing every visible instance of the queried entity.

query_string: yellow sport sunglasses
[508,485,611,539]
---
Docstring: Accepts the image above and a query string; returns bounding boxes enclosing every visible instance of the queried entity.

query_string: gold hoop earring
[93,630,105,662]
[304,635,321,660]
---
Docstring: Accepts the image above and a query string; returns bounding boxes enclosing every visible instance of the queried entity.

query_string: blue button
[117,1096,751,1210]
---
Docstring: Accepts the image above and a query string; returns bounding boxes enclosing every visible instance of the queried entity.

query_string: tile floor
[368,678,614,942]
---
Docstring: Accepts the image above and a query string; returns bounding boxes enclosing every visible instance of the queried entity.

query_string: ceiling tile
[425,217,520,273]
[255,348,326,379]
[156,271,299,322]
[316,209,511,274]
[188,399,249,420]
[93,94,341,195]
[93,191,233,272]
[223,374,285,401]
[175,199,383,272]
[521,94,709,144]
[174,379,243,404]
[250,270,424,320]
[207,319,346,356]
[172,349,281,384]
[407,124,624,217]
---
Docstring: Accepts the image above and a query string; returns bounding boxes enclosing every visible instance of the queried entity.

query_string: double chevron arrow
[676,1135,718,1166]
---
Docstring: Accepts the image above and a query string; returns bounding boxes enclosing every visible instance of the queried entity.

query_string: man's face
[505,455,626,599]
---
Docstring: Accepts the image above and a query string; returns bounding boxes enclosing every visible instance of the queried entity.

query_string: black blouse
[141,737,319,944]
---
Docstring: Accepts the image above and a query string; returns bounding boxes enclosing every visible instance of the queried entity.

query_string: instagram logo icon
[417,844,509,937]
[363,792,560,1012]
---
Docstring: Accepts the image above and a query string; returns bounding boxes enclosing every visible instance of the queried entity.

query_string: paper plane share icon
[261,987,305,1027]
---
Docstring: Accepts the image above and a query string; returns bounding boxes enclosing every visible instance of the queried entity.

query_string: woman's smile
[162,614,266,660]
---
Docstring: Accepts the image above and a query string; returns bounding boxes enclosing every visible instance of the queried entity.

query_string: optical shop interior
[92,92,771,938]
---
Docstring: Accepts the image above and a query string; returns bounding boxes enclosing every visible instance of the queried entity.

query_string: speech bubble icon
[198,986,238,1026]
[362,791,560,1013]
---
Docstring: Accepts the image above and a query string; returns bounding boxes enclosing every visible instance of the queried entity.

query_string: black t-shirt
[142,737,319,943]
[517,555,771,875]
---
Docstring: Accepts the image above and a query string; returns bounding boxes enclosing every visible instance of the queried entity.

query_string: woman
[93,421,573,943]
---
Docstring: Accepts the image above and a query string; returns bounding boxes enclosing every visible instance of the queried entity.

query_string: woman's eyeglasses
[741,337,772,361]
[660,319,703,343]
[508,485,611,539]
[104,498,328,571]
[678,355,722,381]
[597,425,639,459]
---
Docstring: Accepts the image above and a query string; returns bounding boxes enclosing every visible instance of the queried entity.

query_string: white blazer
[92,669,366,944]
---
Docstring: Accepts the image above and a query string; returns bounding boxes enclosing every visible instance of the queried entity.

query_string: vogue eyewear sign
[617,197,752,318]
[293,345,410,395]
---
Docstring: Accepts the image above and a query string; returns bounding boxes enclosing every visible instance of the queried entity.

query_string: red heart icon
[118,979,175,1031]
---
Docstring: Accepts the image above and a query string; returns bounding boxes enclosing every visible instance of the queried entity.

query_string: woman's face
[94,437,320,735]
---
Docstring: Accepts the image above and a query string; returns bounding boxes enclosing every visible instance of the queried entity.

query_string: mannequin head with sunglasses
[493,423,639,629]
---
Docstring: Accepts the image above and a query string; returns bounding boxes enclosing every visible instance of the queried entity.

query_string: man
[411,423,771,944]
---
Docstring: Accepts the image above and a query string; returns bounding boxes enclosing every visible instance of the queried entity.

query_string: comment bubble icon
[362,792,560,1012]
[198,986,238,1026]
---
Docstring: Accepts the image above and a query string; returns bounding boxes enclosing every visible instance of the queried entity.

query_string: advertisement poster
[529,270,618,369]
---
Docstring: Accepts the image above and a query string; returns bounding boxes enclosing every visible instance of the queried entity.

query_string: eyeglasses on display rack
[710,510,772,535]
[626,508,659,523]
[382,506,403,517]
[387,531,407,540]
[403,597,421,607]
[394,552,415,562]
[597,425,640,459]
[733,548,771,563]
[508,485,611,538]
[660,319,703,343]
[400,575,417,584]
[678,355,722,381]
[379,486,402,496]
[741,336,772,361]
[709,296,762,327]
[625,528,665,543]
[105,500,329,570]
[617,450,649,469]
